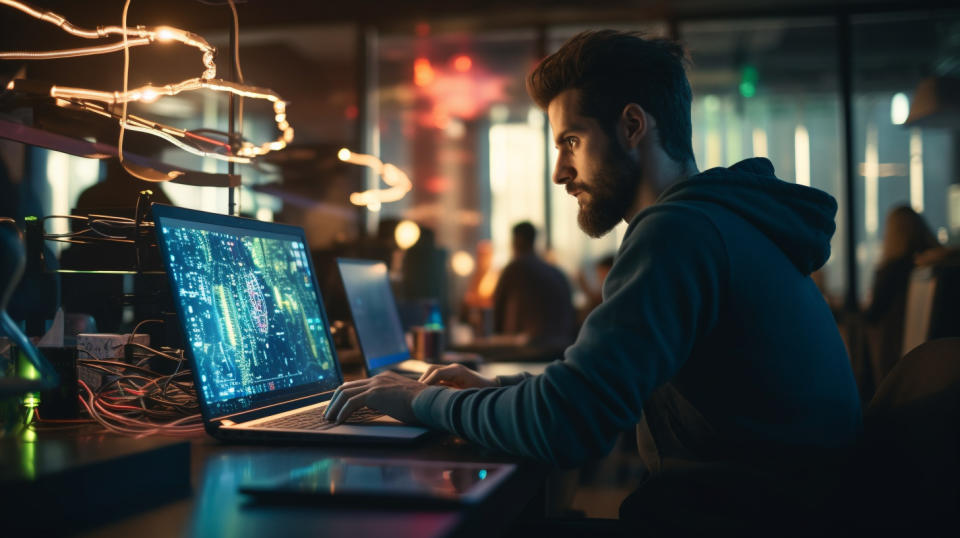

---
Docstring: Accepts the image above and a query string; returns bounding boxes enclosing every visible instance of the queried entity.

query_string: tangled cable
[33,341,204,437]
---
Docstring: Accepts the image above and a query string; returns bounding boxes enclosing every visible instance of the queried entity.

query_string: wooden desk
[74,434,546,538]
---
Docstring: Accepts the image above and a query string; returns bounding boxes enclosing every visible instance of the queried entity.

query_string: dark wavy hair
[527,30,695,165]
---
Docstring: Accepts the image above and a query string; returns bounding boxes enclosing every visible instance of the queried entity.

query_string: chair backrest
[901,266,937,355]
[862,338,960,531]
[902,254,960,355]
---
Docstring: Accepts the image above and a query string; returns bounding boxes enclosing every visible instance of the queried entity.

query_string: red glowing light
[344,104,358,120]
[414,58,435,87]
[453,55,472,72]
[425,176,449,194]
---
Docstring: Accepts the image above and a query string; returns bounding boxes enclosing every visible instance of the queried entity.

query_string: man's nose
[553,157,574,185]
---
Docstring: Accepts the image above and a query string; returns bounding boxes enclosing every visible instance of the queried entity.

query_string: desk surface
[73,435,545,538]
[34,361,553,538]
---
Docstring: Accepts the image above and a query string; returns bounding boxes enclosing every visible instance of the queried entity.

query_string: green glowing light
[478,469,487,480]
[739,65,759,98]
[22,429,37,480]
[17,351,41,410]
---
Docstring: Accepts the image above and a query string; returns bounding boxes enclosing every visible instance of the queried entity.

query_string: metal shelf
[0,118,239,188]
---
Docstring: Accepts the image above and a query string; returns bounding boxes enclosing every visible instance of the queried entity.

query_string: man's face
[547,89,639,238]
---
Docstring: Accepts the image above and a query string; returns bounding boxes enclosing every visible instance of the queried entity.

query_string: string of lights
[337,148,413,211]
[0,0,217,78]
[39,214,146,246]
[0,0,294,169]
[57,97,243,162]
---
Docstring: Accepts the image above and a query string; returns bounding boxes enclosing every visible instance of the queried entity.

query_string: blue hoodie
[413,158,863,468]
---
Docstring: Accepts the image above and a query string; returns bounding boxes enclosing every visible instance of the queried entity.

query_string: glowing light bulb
[414,58,434,87]
[156,27,176,43]
[338,148,352,161]
[394,220,421,249]
[891,92,910,125]
[453,55,472,72]
[141,87,159,103]
[451,251,475,277]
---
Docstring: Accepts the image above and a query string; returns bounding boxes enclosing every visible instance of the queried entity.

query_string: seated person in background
[325,30,861,534]
[861,205,941,392]
[398,225,448,325]
[575,253,615,324]
[491,221,577,350]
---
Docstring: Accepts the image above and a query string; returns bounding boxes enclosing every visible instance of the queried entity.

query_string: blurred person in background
[491,221,576,350]
[860,205,943,393]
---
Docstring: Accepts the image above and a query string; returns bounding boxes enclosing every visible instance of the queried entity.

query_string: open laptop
[337,259,481,378]
[337,259,433,378]
[152,205,428,443]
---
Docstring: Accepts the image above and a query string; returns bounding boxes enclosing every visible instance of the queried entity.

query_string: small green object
[739,65,758,98]
[24,216,37,222]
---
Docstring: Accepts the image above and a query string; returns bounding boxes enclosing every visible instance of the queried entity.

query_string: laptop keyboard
[257,405,384,431]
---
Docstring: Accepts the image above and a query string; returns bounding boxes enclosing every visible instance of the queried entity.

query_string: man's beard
[575,146,640,238]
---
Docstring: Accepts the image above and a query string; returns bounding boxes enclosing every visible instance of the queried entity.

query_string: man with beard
[325,30,861,534]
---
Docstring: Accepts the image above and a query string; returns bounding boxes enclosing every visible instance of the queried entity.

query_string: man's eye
[564,137,577,148]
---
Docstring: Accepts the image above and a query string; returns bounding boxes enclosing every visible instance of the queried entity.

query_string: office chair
[853,338,960,536]
[902,251,960,355]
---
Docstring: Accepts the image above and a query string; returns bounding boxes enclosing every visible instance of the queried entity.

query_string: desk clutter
[4,328,203,437]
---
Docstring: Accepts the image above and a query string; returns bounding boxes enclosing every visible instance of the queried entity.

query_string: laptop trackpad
[313,423,429,438]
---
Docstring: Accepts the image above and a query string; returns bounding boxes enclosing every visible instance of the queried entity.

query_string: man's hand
[418,363,498,389]
[324,371,427,425]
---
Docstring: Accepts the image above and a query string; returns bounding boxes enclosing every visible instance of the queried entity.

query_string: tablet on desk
[239,457,516,508]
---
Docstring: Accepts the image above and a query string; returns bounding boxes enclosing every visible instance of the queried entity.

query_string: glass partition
[680,18,846,303]
[851,11,960,302]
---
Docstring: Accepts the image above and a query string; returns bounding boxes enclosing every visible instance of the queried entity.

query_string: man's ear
[620,103,649,149]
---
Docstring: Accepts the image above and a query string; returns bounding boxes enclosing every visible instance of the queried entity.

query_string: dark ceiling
[0,0,954,39]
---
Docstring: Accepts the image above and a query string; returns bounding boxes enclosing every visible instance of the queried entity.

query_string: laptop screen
[153,205,341,418]
[337,259,410,370]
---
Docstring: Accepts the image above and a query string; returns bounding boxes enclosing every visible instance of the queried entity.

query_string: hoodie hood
[657,158,837,275]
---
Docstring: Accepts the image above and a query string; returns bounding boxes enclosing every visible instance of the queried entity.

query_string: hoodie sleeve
[412,206,728,467]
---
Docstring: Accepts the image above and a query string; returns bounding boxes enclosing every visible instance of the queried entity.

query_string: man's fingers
[420,364,457,386]
[325,382,370,420]
[335,390,374,424]
[418,365,443,383]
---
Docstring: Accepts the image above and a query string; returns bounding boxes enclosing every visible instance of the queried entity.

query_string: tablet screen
[240,457,515,506]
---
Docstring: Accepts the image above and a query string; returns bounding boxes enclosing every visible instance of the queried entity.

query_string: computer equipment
[151,205,428,443]
[337,258,433,378]
[338,259,483,377]
[239,457,516,507]
[0,221,58,396]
